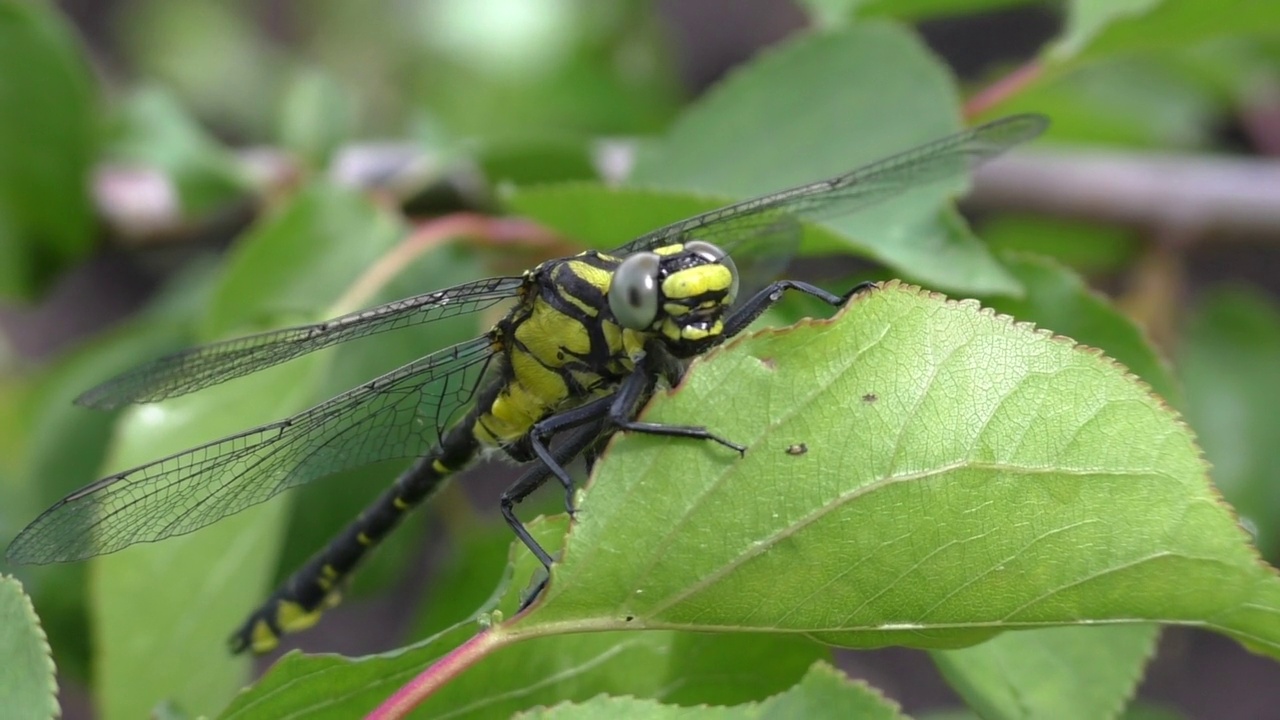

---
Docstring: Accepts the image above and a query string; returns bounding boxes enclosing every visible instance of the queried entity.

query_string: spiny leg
[723,279,875,338]
[501,418,609,579]
[526,350,745,512]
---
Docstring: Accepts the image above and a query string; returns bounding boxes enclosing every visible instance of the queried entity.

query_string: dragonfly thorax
[473,241,741,449]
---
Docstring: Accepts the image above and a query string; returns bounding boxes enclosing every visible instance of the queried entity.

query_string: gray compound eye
[609,252,661,330]
[684,241,740,304]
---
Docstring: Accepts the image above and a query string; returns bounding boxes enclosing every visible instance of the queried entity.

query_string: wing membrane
[612,114,1048,257]
[8,337,497,563]
[77,276,523,409]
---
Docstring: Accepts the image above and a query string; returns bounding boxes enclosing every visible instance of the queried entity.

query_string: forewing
[611,114,1048,258]
[77,276,524,409]
[7,336,497,564]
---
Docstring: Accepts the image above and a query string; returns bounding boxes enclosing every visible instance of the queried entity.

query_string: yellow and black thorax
[473,241,741,448]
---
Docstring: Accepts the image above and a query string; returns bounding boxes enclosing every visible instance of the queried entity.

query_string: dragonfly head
[608,241,741,356]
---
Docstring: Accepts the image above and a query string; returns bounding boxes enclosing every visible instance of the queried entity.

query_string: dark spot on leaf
[786,443,808,456]
[760,357,777,370]
[862,393,878,403]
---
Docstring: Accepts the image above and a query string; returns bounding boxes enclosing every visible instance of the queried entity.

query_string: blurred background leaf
[0,2,97,300]
[2,1,1280,719]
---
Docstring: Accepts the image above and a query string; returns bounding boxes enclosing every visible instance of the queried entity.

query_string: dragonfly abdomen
[229,414,484,654]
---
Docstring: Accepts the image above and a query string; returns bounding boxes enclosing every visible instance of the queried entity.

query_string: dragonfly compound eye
[609,251,662,330]
[683,241,739,305]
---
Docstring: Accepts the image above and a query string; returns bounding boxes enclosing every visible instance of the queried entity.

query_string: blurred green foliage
[2,1,1280,719]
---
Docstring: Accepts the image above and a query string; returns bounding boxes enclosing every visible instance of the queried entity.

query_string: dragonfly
[6,113,1048,653]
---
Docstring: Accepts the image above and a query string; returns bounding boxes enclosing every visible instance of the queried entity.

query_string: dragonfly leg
[604,351,746,454]
[526,394,616,515]
[722,279,875,338]
[501,418,607,572]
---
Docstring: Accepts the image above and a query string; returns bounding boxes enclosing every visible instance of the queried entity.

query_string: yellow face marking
[663,317,725,342]
[664,302,691,317]
[662,265,732,301]
[652,244,685,256]
[689,318,725,341]
[660,317,682,343]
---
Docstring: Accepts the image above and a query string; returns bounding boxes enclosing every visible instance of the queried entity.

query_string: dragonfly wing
[77,276,524,409]
[7,336,498,564]
[611,114,1048,258]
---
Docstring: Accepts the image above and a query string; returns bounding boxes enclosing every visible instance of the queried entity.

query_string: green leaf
[477,137,598,186]
[512,282,1280,658]
[118,0,280,135]
[997,56,1223,149]
[107,87,251,217]
[981,253,1180,407]
[205,182,407,336]
[629,24,1019,296]
[93,365,318,720]
[983,217,1140,274]
[1055,0,1280,62]
[1179,289,1280,560]
[2,320,186,680]
[506,183,850,253]
[19,322,188,513]
[514,662,904,719]
[409,519,515,641]
[0,1,97,299]
[220,518,828,718]
[933,625,1160,720]
[92,182,407,719]
[277,69,352,170]
[219,622,828,718]
[0,575,58,720]
[1055,0,1162,60]
[798,0,1037,25]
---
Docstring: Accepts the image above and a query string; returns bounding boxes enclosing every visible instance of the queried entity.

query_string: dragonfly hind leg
[500,417,609,575]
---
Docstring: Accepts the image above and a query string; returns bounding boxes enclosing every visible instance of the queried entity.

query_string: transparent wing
[77,276,525,410]
[611,114,1048,258]
[7,337,498,563]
